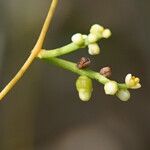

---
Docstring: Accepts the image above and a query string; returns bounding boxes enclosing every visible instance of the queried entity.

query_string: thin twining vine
[0,0,141,102]
[0,0,58,100]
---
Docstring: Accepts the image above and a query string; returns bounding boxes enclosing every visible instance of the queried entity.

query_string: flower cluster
[38,23,141,103]
[76,73,141,102]
[103,73,141,101]
[71,24,111,55]
[72,24,141,102]
[103,80,131,101]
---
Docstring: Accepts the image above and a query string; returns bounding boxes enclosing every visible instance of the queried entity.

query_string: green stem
[38,43,81,58]
[40,57,127,89]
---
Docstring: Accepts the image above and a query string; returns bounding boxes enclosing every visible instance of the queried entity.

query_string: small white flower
[90,24,104,34]
[71,33,84,46]
[125,74,141,89]
[87,33,98,43]
[116,89,130,101]
[104,81,118,95]
[102,29,112,38]
[88,43,100,55]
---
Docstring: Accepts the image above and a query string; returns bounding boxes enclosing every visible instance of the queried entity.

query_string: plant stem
[0,0,58,101]
[39,43,80,58]
[41,57,127,89]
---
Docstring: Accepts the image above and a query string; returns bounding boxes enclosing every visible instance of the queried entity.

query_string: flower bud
[102,29,112,38]
[76,76,93,101]
[88,43,100,55]
[87,33,98,43]
[71,33,84,46]
[116,89,130,101]
[104,81,118,95]
[90,24,104,34]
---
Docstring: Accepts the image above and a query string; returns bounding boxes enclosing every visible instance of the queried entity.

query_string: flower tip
[90,24,104,34]
[79,90,91,101]
[102,29,112,38]
[125,73,132,82]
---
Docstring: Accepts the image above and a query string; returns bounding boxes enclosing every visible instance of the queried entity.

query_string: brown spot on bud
[77,57,91,69]
[100,66,112,77]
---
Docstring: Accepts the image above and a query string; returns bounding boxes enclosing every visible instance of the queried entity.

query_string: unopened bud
[88,43,100,55]
[71,33,84,46]
[76,76,93,101]
[87,33,98,43]
[90,24,104,34]
[104,81,118,95]
[102,29,111,38]
[116,89,130,101]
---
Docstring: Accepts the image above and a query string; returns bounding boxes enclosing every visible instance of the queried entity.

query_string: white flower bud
[104,81,118,95]
[88,43,100,55]
[102,29,112,38]
[71,33,84,46]
[116,89,130,101]
[90,24,104,34]
[87,33,98,43]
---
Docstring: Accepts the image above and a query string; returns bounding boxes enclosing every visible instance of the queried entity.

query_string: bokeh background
[0,0,150,149]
